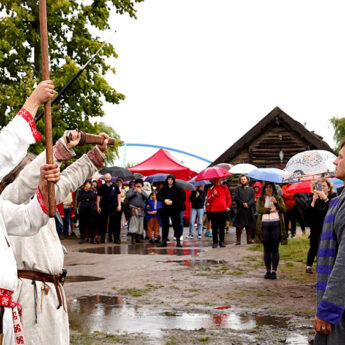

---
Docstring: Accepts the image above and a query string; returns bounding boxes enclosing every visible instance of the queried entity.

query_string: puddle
[78,243,201,256]
[65,275,104,283]
[66,263,95,266]
[68,295,309,342]
[164,259,226,267]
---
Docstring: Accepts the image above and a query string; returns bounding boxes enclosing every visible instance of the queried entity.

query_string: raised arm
[0,81,54,180]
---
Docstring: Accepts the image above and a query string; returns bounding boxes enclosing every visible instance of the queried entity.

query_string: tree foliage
[0,0,143,164]
[330,116,345,153]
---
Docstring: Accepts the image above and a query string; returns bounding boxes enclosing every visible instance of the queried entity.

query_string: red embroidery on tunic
[0,288,25,344]
[17,108,42,143]
[36,187,49,215]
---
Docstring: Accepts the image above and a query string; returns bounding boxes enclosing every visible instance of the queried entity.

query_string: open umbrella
[188,176,211,186]
[145,173,169,183]
[246,168,287,183]
[286,178,344,194]
[100,166,134,181]
[176,179,196,191]
[214,163,233,171]
[195,167,232,181]
[230,163,257,174]
[285,150,336,175]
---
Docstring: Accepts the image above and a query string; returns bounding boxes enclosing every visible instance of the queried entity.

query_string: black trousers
[99,208,116,240]
[306,226,322,267]
[79,207,95,240]
[284,209,296,236]
[262,221,281,271]
[209,211,226,244]
[109,210,122,241]
[161,209,181,241]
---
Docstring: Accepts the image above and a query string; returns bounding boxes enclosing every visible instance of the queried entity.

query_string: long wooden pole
[39,0,55,217]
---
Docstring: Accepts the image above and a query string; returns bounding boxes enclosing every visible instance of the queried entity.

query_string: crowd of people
[58,169,342,284]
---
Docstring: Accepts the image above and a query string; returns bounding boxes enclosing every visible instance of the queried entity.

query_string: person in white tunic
[3,133,109,345]
[0,79,57,345]
[0,162,60,345]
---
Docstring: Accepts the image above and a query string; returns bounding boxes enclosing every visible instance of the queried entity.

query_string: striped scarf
[316,191,345,325]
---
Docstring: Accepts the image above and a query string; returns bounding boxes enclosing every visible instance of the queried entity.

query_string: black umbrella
[100,166,134,181]
[176,179,196,191]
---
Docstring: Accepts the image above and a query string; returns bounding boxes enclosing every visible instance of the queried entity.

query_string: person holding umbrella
[206,178,231,248]
[255,182,287,279]
[157,174,186,247]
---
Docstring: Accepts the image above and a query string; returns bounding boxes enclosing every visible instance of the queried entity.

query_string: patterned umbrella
[284,150,336,175]
[214,163,233,171]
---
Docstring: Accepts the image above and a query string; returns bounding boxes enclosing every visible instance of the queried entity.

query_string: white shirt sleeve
[1,191,49,237]
[0,108,42,181]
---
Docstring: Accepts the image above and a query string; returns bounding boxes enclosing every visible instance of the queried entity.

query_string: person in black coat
[78,180,97,243]
[305,178,336,274]
[157,174,186,247]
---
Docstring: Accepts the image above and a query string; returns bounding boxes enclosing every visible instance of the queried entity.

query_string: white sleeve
[0,108,42,181]
[1,190,49,237]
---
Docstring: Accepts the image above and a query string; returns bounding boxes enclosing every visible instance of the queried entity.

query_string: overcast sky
[98,0,345,172]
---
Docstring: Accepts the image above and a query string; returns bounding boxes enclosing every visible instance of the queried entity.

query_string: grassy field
[250,234,310,264]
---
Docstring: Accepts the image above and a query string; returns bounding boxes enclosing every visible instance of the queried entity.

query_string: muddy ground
[63,228,316,345]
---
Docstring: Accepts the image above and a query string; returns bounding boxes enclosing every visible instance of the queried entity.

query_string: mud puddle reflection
[68,295,309,342]
[78,243,201,256]
[163,259,226,267]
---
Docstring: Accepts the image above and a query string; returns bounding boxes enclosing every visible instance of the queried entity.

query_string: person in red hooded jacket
[282,184,296,238]
[206,178,232,248]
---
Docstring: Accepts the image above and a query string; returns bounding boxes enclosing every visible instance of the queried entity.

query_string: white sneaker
[198,235,202,239]
[187,235,194,239]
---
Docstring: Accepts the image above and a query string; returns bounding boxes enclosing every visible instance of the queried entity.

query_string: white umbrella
[285,150,336,175]
[230,163,257,174]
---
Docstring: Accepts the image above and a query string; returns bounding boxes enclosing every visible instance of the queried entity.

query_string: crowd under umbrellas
[67,149,343,248]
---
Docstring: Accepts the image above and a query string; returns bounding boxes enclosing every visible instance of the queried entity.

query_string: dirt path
[63,229,316,344]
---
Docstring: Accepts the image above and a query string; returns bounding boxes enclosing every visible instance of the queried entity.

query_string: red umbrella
[195,167,232,181]
[286,181,312,194]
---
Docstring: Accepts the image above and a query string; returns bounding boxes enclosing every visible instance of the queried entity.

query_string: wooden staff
[39,0,55,217]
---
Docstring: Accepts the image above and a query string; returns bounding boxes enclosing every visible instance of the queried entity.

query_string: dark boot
[246,228,254,244]
[236,228,242,245]
[135,234,142,243]
[131,233,136,244]
[176,239,182,248]
[158,240,167,247]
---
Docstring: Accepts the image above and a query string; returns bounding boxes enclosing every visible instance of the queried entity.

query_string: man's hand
[314,316,332,335]
[135,186,142,194]
[243,202,249,208]
[165,199,173,206]
[63,130,81,149]
[117,205,121,212]
[38,163,60,209]
[23,80,55,116]
[97,206,102,214]
[97,133,109,152]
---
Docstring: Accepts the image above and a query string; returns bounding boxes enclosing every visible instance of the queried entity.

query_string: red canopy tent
[128,149,197,180]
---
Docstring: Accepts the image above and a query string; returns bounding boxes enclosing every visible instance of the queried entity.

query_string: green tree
[0,0,143,163]
[330,117,345,152]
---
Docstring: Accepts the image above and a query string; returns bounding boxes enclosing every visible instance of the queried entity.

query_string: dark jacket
[78,189,97,210]
[157,174,186,212]
[255,193,287,245]
[233,185,256,227]
[97,182,120,209]
[189,189,205,209]
[307,193,336,236]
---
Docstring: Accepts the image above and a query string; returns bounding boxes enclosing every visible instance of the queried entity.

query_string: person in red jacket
[206,177,232,248]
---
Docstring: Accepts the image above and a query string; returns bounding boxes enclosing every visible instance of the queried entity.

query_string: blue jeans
[189,208,205,236]
[180,211,185,236]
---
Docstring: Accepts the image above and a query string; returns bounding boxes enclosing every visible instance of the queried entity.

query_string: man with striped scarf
[314,140,345,344]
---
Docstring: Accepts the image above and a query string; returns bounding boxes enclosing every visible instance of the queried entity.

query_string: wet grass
[70,331,143,345]
[250,234,310,263]
[117,284,164,297]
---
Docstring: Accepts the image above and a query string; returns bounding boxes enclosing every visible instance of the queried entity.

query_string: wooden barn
[211,107,334,168]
